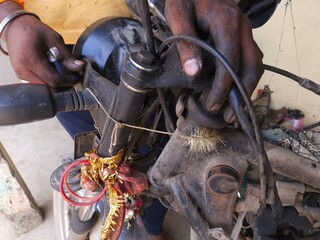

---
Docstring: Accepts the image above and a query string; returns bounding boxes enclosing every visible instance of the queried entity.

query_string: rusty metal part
[207,166,240,195]
[261,143,320,190]
[276,181,306,206]
[148,127,189,196]
[205,166,241,233]
[234,184,264,215]
[149,126,320,239]
[208,228,230,240]
[74,130,100,159]
[295,204,317,227]
[148,125,249,238]
[222,129,320,190]
[168,176,213,240]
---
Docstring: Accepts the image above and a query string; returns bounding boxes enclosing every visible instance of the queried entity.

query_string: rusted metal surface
[276,181,305,206]
[149,124,320,238]
[261,144,320,190]
[149,124,250,238]
[223,128,320,190]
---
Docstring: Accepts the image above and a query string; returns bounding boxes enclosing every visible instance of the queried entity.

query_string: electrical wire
[59,159,107,207]
[158,35,272,204]
[157,88,175,133]
[138,0,156,55]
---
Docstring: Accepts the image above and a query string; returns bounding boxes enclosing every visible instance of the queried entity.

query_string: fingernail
[211,104,221,111]
[224,107,235,123]
[230,116,237,123]
[74,59,85,65]
[184,59,201,76]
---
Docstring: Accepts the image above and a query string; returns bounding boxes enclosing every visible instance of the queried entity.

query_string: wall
[253,0,320,125]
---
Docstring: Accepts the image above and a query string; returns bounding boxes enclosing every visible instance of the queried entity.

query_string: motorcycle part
[74,151,148,240]
[0,84,97,125]
[69,208,99,237]
[137,0,156,55]
[72,17,157,157]
[95,42,164,156]
[148,125,249,239]
[47,47,62,62]
[158,34,274,205]
[264,64,320,95]
[50,160,81,193]
[73,17,145,84]
[185,95,227,129]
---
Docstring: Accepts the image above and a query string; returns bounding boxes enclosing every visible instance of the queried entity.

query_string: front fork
[66,47,159,240]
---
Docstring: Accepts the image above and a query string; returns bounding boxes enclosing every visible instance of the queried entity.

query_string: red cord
[59,159,106,206]
[63,161,98,200]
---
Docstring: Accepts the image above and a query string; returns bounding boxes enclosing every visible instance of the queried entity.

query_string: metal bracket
[208,228,230,240]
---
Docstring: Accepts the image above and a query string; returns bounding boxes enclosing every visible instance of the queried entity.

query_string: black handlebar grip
[0,84,56,125]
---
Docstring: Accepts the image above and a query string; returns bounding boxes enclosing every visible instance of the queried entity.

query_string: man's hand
[1,1,84,87]
[165,0,264,122]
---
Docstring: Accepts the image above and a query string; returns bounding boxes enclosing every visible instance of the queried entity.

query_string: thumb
[62,55,85,72]
[54,42,85,72]
[165,0,202,77]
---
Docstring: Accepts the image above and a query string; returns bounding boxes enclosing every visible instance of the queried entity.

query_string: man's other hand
[165,0,264,122]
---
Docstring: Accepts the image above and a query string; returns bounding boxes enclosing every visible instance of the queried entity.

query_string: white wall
[253,0,320,125]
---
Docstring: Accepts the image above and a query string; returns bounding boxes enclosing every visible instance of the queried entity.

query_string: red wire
[60,159,106,206]
[63,161,99,200]
[59,159,106,206]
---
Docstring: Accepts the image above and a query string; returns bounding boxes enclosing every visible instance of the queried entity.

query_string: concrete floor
[0,119,73,240]
[0,55,190,239]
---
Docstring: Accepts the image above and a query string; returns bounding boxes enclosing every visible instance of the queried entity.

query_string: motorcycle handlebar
[0,84,97,126]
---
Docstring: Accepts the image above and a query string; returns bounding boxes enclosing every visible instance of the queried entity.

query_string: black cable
[302,121,320,131]
[264,64,320,95]
[158,35,271,204]
[138,0,156,56]
[229,87,257,150]
[157,88,175,133]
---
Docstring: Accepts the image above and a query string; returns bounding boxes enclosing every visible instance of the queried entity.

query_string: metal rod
[138,0,156,55]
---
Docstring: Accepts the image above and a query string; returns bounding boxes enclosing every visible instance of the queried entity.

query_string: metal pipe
[255,143,320,190]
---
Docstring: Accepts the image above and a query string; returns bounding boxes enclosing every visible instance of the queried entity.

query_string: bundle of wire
[59,159,107,207]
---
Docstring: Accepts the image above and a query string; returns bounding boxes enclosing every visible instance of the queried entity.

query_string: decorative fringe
[100,185,124,240]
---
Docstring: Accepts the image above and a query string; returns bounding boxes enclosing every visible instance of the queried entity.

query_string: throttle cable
[157,35,273,205]
[264,64,320,95]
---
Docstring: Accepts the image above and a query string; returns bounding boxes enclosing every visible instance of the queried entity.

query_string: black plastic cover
[0,84,56,125]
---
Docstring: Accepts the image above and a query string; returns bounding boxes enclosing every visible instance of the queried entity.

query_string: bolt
[137,48,155,65]
[46,47,62,63]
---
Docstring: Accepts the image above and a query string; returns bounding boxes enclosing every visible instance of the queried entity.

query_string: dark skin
[0,1,84,87]
[166,0,264,122]
[0,0,263,122]
[0,2,264,239]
